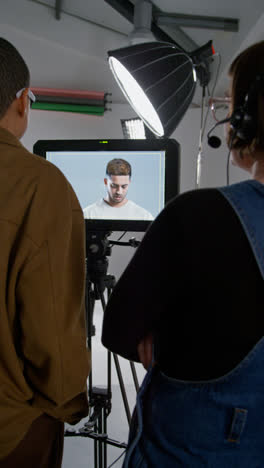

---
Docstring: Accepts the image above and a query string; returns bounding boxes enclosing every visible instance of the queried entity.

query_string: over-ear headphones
[207,74,264,147]
[229,74,264,142]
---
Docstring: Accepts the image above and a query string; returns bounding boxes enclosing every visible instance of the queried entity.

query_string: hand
[137,334,153,370]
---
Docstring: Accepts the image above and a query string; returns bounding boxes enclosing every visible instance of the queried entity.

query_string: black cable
[107,449,126,468]
[109,231,127,249]
[117,231,127,241]
[195,53,222,188]
[201,52,222,143]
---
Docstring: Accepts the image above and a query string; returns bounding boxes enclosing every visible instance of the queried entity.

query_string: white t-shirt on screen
[83,198,154,220]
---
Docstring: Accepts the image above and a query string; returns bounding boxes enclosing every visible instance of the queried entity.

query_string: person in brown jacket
[0,38,91,467]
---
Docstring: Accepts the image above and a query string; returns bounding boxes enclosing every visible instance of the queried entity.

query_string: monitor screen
[33,139,180,232]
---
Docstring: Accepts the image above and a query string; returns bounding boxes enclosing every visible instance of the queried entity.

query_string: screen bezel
[33,138,180,232]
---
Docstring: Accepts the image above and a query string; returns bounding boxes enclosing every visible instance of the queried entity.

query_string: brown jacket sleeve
[16,163,90,424]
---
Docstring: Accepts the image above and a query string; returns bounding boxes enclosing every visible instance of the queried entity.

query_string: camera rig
[65,230,141,468]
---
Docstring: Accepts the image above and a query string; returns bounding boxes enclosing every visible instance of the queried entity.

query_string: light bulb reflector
[109,56,164,137]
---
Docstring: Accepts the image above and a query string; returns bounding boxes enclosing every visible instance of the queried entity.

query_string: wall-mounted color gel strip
[31,102,104,115]
[31,87,105,100]
[35,94,105,106]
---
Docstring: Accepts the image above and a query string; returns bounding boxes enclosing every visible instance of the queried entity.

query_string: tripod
[65,231,140,468]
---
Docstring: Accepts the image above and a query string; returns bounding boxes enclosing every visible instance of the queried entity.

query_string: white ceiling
[2,0,264,106]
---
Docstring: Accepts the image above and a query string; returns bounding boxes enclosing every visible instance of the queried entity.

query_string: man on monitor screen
[83,158,154,220]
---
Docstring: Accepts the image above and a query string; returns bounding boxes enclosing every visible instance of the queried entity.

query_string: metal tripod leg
[83,274,140,467]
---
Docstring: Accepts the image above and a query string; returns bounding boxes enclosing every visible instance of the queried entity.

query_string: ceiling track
[104,0,187,49]
[155,12,238,33]
[55,0,62,20]
[104,1,239,49]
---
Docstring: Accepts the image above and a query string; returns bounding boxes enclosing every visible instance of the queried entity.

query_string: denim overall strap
[218,180,264,280]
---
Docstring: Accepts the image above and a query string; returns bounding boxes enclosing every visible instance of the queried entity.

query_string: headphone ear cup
[230,107,256,141]
[230,74,264,142]
[229,108,243,130]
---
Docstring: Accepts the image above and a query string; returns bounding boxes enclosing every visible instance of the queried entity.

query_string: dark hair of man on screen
[106,158,132,178]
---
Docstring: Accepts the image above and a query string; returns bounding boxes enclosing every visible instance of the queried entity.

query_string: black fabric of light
[108,41,196,137]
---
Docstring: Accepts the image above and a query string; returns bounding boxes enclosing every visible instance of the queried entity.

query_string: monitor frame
[33,138,180,232]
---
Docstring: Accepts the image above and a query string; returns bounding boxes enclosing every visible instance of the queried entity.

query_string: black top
[101,188,264,380]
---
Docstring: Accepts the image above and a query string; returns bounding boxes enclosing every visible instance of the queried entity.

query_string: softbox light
[108,41,197,137]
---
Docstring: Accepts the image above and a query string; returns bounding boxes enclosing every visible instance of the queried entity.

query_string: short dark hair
[0,38,30,118]
[106,159,132,178]
[227,41,264,153]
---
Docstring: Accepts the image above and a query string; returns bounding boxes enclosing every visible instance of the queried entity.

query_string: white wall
[0,0,128,102]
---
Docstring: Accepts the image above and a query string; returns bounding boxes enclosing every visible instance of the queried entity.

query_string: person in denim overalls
[123,180,264,468]
[102,41,264,467]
